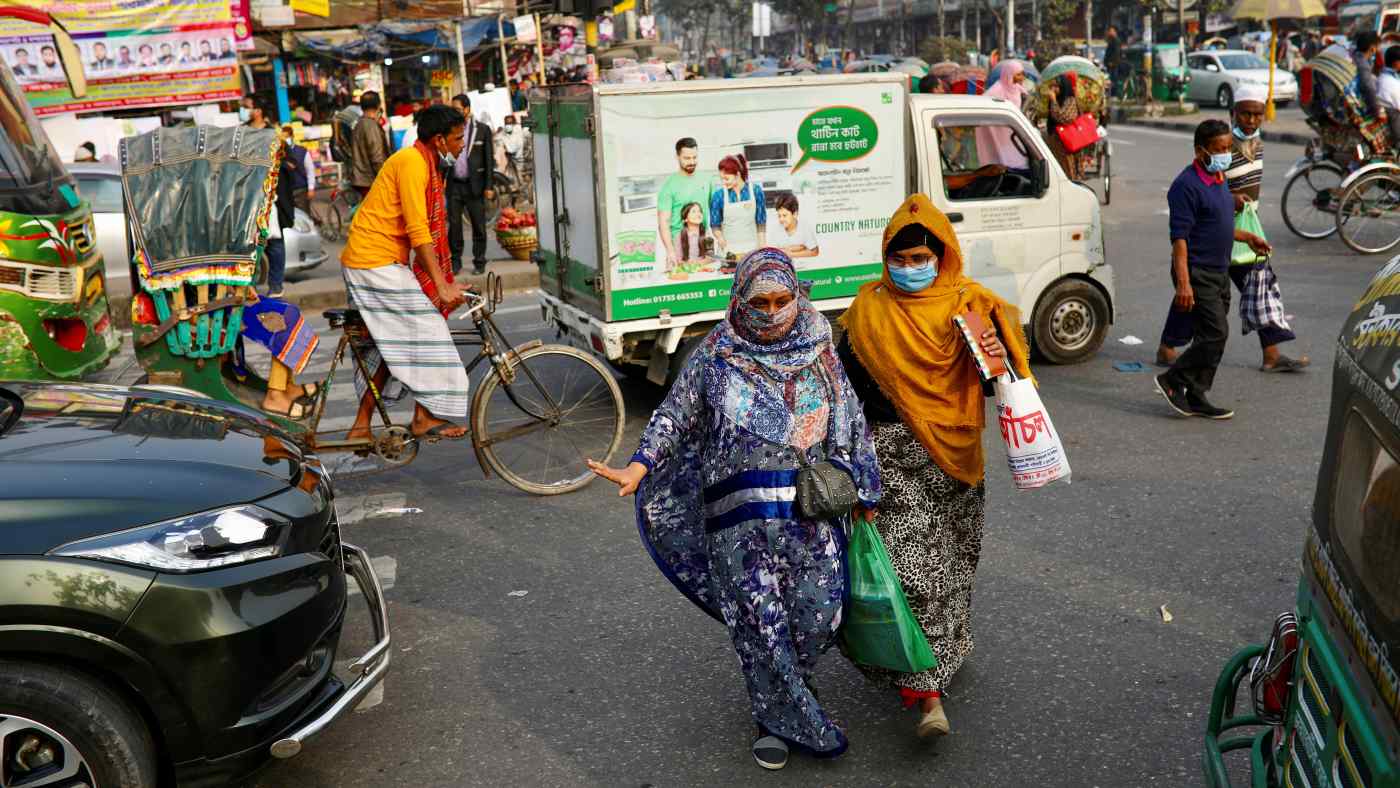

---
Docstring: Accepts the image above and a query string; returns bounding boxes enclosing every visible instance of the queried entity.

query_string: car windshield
[1158,49,1183,68]
[1220,54,1268,70]
[0,63,73,215]
[75,175,122,214]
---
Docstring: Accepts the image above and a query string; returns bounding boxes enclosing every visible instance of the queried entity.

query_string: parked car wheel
[0,661,158,788]
[1217,84,1233,108]
[1032,279,1110,364]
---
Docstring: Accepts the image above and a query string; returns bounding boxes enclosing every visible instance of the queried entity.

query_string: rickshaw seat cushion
[324,307,363,329]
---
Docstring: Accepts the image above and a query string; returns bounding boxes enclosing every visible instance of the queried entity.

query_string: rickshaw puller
[341,105,471,442]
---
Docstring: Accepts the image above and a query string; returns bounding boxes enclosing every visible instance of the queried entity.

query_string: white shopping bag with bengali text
[993,373,1071,489]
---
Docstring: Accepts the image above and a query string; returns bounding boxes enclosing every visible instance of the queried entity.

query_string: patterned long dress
[632,329,880,755]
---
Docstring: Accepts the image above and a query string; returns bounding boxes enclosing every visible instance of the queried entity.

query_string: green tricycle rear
[1203,259,1400,786]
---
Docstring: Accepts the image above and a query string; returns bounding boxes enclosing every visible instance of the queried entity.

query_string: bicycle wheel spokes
[1337,173,1400,255]
[473,345,624,495]
[1282,163,1342,240]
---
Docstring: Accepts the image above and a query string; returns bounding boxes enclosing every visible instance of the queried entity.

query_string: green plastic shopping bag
[840,515,938,673]
[1231,201,1268,266]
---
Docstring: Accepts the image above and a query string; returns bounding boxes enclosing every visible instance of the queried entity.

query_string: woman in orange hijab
[837,193,1032,738]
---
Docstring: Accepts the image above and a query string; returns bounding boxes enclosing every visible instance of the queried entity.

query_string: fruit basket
[495,208,538,261]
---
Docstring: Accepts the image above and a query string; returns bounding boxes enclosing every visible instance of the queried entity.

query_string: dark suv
[0,381,389,787]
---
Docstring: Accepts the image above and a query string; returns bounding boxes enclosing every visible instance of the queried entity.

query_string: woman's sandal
[751,735,789,771]
[1261,355,1310,373]
[295,382,320,404]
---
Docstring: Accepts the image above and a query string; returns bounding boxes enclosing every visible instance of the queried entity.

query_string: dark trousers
[1164,265,1230,395]
[265,237,286,293]
[1160,264,1297,349]
[448,183,487,272]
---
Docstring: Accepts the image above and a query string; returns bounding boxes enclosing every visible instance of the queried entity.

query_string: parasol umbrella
[1228,0,1327,119]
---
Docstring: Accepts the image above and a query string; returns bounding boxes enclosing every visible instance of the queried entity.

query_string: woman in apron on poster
[710,154,767,260]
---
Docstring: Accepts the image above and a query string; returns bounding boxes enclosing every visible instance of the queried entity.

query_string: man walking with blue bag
[1154,120,1273,420]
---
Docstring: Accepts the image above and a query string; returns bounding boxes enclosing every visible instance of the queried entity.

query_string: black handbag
[794,454,859,521]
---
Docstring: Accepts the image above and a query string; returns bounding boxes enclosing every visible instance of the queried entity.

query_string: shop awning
[460,16,515,50]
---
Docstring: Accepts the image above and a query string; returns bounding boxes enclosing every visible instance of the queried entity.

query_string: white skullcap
[1234,82,1269,105]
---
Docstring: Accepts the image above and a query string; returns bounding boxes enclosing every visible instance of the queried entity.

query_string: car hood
[0,381,304,554]
[1232,68,1295,83]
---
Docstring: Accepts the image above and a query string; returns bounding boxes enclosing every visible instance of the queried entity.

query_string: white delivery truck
[530,74,1114,384]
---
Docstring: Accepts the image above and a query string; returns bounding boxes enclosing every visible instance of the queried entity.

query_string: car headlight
[293,215,314,234]
[52,505,289,572]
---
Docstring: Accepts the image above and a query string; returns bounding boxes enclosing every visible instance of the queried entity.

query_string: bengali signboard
[0,0,243,115]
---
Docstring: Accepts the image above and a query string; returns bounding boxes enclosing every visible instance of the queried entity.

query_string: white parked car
[1186,49,1298,108]
[68,161,328,285]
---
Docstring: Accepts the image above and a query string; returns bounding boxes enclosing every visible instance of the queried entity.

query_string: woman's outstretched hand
[588,459,648,496]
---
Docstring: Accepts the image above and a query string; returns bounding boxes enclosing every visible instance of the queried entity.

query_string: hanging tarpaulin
[0,0,242,115]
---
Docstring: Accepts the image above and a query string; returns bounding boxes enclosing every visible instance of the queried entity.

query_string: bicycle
[311,273,625,494]
[314,181,362,244]
[1334,161,1400,254]
[1280,143,1345,240]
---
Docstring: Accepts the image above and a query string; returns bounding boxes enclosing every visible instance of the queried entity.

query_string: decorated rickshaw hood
[0,380,302,553]
[0,204,93,266]
[119,125,280,290]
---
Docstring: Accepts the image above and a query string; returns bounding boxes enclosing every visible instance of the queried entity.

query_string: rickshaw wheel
[373,425,419,467]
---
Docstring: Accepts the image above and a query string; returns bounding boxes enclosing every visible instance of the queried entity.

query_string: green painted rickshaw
[0,9,119,380]
[1203,258,1400,786]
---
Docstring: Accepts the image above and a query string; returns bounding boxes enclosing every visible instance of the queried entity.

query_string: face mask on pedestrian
[1232,125,1260,140]
[238,106,251,122]
[737,296,800,343]
[888,260,938,292]
[1197,145,1232,174]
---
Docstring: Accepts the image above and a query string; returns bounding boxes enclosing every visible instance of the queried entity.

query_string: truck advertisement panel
[597,81,907,321]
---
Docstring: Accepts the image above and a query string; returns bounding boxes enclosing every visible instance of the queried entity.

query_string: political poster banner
[0,0,242,115]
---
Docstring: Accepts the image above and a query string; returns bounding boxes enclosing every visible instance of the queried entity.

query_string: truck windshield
[0,63,73,216]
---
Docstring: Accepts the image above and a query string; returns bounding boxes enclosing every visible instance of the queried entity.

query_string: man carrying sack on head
[340,105,472,444]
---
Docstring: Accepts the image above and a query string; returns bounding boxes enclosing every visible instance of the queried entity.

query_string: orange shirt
[341,146,434,269]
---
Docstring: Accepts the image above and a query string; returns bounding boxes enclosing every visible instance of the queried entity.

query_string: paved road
[193,126,1388,787]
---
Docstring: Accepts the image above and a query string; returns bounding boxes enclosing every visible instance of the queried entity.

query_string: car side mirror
[1031,157,1050,196]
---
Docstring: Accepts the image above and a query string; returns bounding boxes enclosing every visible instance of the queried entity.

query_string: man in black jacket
[448,93,495,275]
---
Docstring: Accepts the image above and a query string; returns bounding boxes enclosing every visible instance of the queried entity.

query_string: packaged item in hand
[994,372,1072,489]
[841,515,938,673]
[953,310,1009,383]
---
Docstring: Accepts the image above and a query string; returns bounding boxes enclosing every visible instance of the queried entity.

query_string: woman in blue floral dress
[589,248,880,771]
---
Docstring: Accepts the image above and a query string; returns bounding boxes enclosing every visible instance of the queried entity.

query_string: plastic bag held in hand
[840,515,938,673]
[994,372,1072,489]
[1231,201,1269,267]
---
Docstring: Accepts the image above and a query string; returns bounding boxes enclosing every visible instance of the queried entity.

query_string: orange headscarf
[840,194,1032,485]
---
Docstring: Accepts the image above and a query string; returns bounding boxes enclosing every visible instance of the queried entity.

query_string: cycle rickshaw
[120,125,624,494]
[1034,55,1113,205]
[1285,47,1400,255]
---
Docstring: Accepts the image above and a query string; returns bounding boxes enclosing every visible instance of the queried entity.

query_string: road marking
[1113,125,1193,140]
[1107,137,1136,146]
[337,493,410,525]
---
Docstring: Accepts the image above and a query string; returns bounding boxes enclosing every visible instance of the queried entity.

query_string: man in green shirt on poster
[657,137,712,270]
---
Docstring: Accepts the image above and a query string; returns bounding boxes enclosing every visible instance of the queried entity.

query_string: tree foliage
[920,35,979,63]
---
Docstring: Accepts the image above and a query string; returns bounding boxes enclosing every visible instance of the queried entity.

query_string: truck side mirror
[1031,157,1050,197]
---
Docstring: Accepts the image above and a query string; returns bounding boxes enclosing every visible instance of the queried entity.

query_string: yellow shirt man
[341,146,434,269]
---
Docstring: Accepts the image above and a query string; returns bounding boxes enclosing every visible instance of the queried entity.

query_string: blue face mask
[888,261,938,292]
[1232,125,1259,140]
[1204,151,1233,174]
[238,107,251,122]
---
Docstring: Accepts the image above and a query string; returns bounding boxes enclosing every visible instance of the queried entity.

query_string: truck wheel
[1031,279,1110,365]
[665,334,707,387]
[0,660,158,788]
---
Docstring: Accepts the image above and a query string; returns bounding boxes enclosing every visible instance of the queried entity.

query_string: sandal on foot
[751,736,788,771]
[1261,355,1310,373]
[917,704,951,738]
[414,422,468,443]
